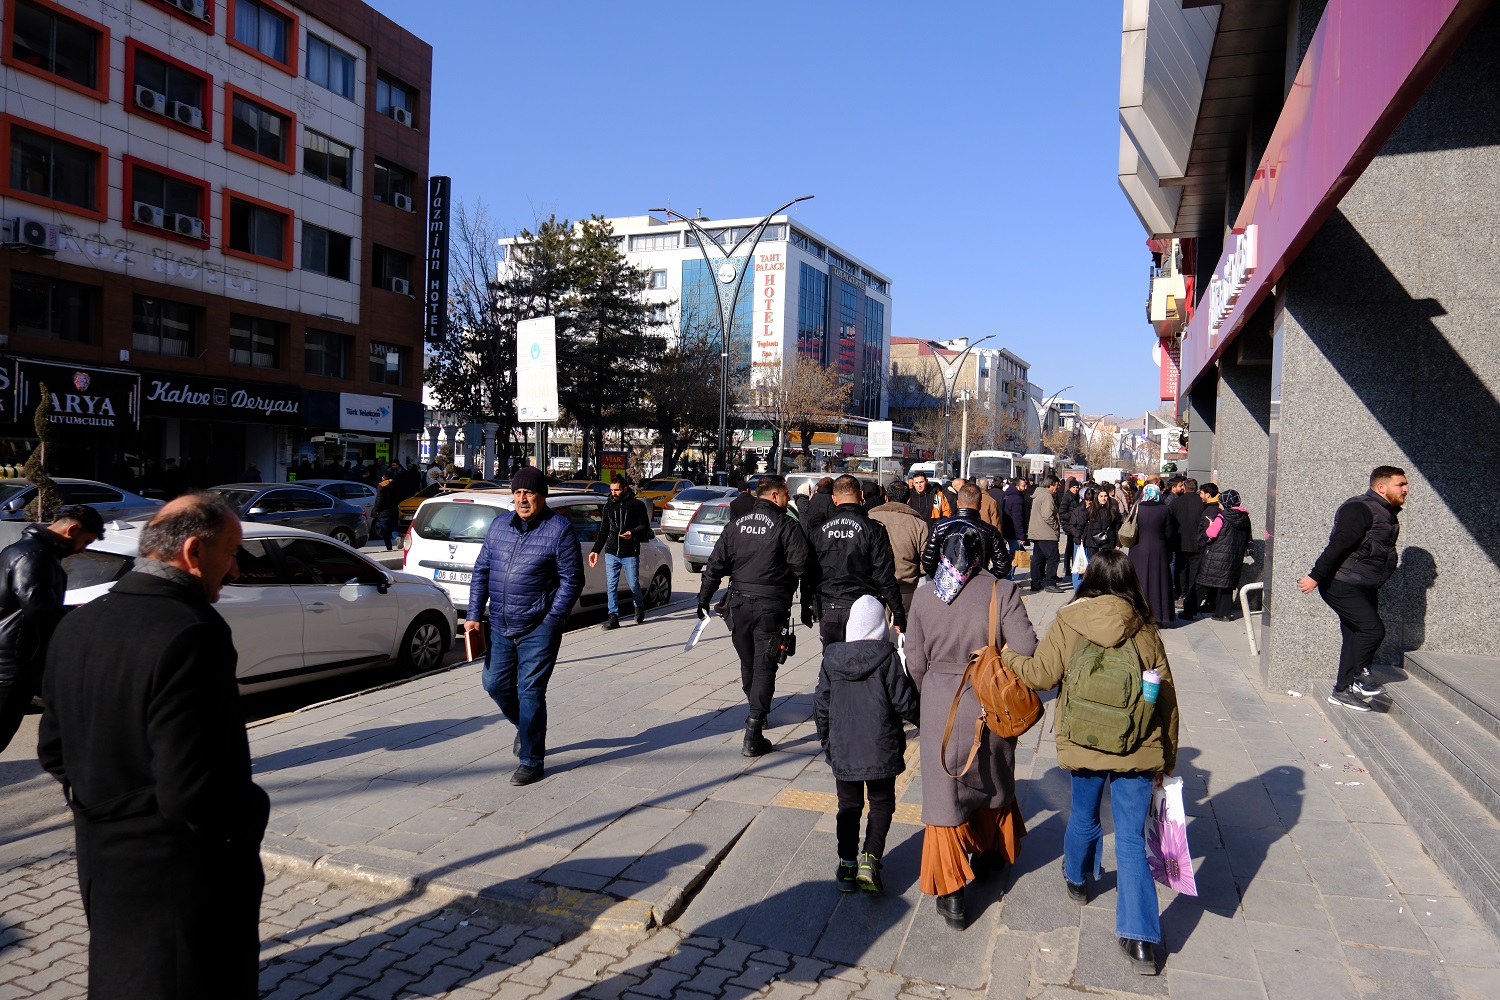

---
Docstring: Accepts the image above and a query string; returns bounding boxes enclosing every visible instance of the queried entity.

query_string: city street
[3,541,1496,1000]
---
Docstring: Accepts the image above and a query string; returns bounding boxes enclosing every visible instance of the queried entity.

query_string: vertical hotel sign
[424,176,452,343]
[752,248,785,384]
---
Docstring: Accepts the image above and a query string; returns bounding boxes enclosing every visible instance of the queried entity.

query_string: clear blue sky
[367,0,1160,420]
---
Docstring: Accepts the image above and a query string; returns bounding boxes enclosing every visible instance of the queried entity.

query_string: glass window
[305,34,355,100]
[837,280,858,388]
[130,165,203,220]
[371,158,413,204]
[132,49,205,116]
[60,550,133,590]
[649,270,667,289]
[629,232,679,252]
[301,223,352,280]
[10,272,95,343]
[133,296,197,356]
[374,72,417,122]
[258,489,331,512]
[275,537,372,586]
[229,314,283,368]
[412,501,501,543]
[230,94,290,164]
[8,125,99,210]
[59,484,122,504]
[368,341,406,386]
[797,263,828,364]
[233,0,290,66]
[228,539,281,586]
[304,329,350,378]
[227,197,287,262]
[303,130,353,189]
[371,246,411,288]
[561,502,603,544]
[10,0,99,90]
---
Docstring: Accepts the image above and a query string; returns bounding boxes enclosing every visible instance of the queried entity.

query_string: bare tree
[748,358,851,473]
[644,297,722,477]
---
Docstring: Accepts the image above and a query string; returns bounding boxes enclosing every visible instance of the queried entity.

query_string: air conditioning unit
[392,192,413,212]
[135,85,168,116]
[391,107,413,127]
[388,277,410,295]
[133,202,166,228]
[177,0,208,18]
[5,217,60,252]
[173,214,205,239]
[171,101,204,130]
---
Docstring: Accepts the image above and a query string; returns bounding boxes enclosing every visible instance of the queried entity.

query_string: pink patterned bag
[1145,776,1198,895]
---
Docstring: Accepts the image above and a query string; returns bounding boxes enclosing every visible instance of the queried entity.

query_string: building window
[128,43,207,132]
[305,34,355,100]
[759,224,783,242]
[648,304,669,325]
[10,272,95,343]
[227,88,295,170]
[225,192,291,267]
[303,129,353,189]
[229,0,295,72]
[375,71,417,124]
[229,314,283,368]
[371,245,412,291]
[650,270,667,289]
[368,341,406,386]
[862,299,884,419]
[797,262,828,364]
[132,295,196,356]
[629,232,679,252]
[301,223,352,280]
[4,120,104,217]
[836,280,858,388]
[5,0,107,98]
[304,328,350,378]
[126,160,208,240]
[371,158,414,205]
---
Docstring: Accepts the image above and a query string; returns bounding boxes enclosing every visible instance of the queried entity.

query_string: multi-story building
[0,0,431,486]
[887,338,1041,455]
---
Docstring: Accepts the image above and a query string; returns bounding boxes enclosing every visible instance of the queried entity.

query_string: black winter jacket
[593,493,652,558]
[1197,506,1252,589]
[1311,491,1402,588]
[0,525,74,685]
[920,508,1010,579]
[699,498,811,608]
[813,639,920,781]
[804,502,906,629]
[1168,492,1206,553]
[804,489,836,532]
[1083,502,1121,550]
[729,491,757,521]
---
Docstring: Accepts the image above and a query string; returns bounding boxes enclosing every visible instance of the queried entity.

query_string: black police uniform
[698,497,810,752]
[804,501,906,647]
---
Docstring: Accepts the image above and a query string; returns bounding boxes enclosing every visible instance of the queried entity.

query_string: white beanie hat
[845,595,888,642]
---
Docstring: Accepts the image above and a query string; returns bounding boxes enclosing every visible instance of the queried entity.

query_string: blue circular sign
[530,342,541,360]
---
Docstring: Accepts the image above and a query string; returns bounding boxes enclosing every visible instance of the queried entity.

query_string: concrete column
[1184,377,1216,486]
[1215,306,1273,585]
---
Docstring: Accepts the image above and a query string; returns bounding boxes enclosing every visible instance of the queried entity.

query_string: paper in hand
[685,611,714,651]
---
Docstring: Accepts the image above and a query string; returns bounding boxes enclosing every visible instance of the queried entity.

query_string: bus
[1021,453,1064,479]
[965,450,1018,482]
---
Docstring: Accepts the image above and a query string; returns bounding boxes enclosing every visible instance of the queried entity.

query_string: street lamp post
[1035,383,1074,456]
[926,336,993,476]
[649,196,814,484]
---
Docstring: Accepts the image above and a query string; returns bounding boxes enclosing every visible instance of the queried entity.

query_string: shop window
[10,271,95,343]
[303,130,353,189]
[133,296,197,356]
[3,118,106,218]
[368,341,406,386]
[375,71,417,125]
[301,223,352,281]
[228,0,296,73]
[371,246,412,293]
[305,328,350,378]
[226,87,295,171]
[4,0,109,99]
[224,191,292,268]
[306,34,355,100]
[229,314,283,368]
[126,159,208,242]
[371,158,414,207]
[128,42,208,134]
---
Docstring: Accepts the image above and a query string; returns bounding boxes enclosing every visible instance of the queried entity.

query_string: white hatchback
[63,521,456,692]
[402,491,675,620]
[658,486,738,540]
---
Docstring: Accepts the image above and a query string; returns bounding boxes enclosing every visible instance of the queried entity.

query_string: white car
[402,490,674,619]
[658,486,737,540]
[63,521,456,692]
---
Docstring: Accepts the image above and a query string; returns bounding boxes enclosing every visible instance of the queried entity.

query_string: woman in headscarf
[905,521,1039,930]
[1197,488,1252,621]
[1127,484,1177,624]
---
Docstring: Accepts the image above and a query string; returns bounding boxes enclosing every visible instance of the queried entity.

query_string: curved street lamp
[925,335,994,475]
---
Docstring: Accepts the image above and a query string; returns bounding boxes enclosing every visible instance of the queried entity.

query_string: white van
[1093,467,1126,484]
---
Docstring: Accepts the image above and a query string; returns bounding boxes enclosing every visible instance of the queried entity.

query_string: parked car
[682,499,734,573]
[403,490,673,619]
[297,478,378,518]
[558,479,610,496]
[658,486,738,540]
[0,478,163,522]
[636,478,694,515]
[62,522,455,691]
[210,484,369,547]
[398,479,503,530]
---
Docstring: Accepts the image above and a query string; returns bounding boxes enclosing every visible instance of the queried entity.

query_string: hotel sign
[424,175,452,343]
[1205,225,1258,336]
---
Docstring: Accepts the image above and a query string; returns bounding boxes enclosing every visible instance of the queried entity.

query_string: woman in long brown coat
[905,522,1038,930]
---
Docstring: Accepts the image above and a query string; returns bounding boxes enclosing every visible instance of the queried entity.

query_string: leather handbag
[1117,503,1141,548]
[940,580,1044,779]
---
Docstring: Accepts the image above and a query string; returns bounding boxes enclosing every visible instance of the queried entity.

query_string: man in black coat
[0,506,104,753]
[804,477,837,531]
[804,475,906,647]
[40,493,268,1000]
[729,482,757,521]
[1168,477,1206,615]
[921,484,1011,579]
[589,476,654,629]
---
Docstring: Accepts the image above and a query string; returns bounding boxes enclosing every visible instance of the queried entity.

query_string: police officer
[805,474,905,647]
[698,475,811,757]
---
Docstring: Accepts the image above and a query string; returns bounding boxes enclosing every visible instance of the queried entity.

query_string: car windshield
[675,487,725,503]
[412,502,505,543]
[413,484,447,500]
[695,503,732,525]
[62,550,134,590]
[0,483,33,506]
[210,488,258,511]
[641,480,677,491]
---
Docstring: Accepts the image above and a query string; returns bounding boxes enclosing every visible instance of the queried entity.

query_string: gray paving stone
[1236,879,1332,931]
[1243,920,1345,962]
[1322,893,1423,947]
[1164,969,1269,1000]
[1341,944,1460,1000]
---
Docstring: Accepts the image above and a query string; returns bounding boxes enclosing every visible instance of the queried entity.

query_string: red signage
[1159,337,1181,403]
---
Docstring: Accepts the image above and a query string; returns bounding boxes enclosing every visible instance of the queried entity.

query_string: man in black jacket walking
[589,476,654,629]
[0,506,103,753]
[805,475,906,647]
[921,484,1010,579]
[1299,466,1410,712]
[1168,477,1206,615]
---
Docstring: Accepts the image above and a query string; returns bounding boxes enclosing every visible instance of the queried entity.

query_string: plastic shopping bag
[1071,545,1089,575]
[1145,775,1198,895]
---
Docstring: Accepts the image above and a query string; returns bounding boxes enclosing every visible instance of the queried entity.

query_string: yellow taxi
[636,478,694,515]
[398,479,503,530]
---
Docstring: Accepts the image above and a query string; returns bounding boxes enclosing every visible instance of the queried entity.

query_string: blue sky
[367,1,1159,419]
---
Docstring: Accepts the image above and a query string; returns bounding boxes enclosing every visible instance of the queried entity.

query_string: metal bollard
[1236,581,1264,657]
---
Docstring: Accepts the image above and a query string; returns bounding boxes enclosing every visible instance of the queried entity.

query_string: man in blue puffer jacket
[464,466,584,785]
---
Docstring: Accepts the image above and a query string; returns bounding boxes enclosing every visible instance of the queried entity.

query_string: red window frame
[1,0,110,101]
[222,188,293,270]
[0,114,108,221]
[225,0,299,76]
[142,0,214,33]
[124,40,212,142]
[122,156,211,248]
[223,84,297,173]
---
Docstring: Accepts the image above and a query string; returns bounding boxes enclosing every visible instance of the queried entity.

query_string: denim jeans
[374,513,398,548]
[1064,770,1161,944]
[481,620,563,766]
[604,554,642,617]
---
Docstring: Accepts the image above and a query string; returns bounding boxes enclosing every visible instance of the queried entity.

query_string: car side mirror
[246,507,267,517]
[363,573,391,594]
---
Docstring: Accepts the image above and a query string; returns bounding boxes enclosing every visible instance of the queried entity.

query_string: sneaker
[836,859,858,892]
[1328,689,1373,712]
[856,853,883,894]
[603,615,620,631]
[1352,674,1386,698]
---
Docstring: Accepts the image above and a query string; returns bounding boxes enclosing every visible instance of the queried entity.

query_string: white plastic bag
[1071,545,1089,575]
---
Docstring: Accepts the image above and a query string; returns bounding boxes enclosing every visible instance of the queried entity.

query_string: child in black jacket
[813,595,921,894]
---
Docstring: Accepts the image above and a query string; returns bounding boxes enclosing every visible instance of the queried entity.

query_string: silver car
[298,479,379,518]
[659,486,737,540]
[682,498,734,572]
[0,478,163,522]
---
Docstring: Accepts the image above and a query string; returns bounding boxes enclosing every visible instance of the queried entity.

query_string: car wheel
[331,527,355,546]
[399,612,449,672]
[685,562,701,574]
[646,567,672,607]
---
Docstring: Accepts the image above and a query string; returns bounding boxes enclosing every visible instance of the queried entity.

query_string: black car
[210,484,369,547]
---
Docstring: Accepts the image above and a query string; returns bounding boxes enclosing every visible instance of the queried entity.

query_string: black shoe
[857,853,883,894]
[936,888,965,929]
[603,615,620,631]
[1352,676,1386,698]
[510,763,545,786]
[1065,877,1087,903]
[742,720,773,757]
[1120,938,1157,975]
[635,608,646,626]
[836,859,858,892]
[1328,689,1372,712]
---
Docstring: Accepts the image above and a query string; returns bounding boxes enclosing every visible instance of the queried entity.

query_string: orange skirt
[919,802,1026,897]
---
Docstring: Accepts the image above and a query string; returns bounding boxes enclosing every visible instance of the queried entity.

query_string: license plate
[698,532,714,542]
[435,570,471,584]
